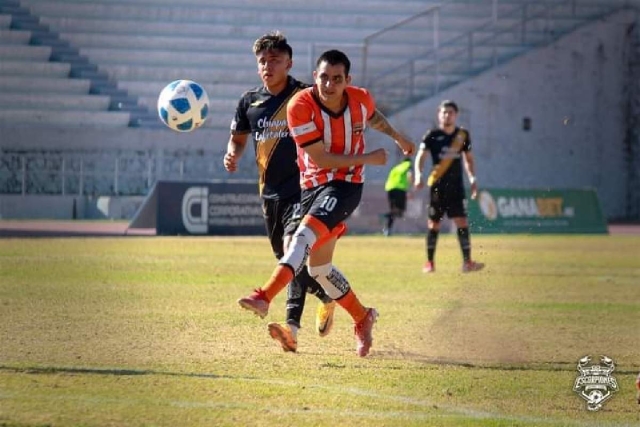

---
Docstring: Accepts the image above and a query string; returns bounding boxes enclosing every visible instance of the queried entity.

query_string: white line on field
[1,366,634,426]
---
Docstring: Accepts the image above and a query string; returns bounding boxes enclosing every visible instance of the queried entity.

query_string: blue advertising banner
[130,180,265,236]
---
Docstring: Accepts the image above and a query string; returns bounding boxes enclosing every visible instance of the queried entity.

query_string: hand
[395,135,415,156]
[470,182,478,200]
[223,152,238,172]
[367,148,388,166]
[414,175,424,189]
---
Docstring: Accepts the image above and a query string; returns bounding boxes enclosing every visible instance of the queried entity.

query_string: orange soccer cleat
[237,289,269,318]
[354,308,378,357]
[267,322,297,352]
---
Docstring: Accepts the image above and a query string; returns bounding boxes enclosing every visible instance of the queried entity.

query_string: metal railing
[361,0,630,114]
[0,149,257,196]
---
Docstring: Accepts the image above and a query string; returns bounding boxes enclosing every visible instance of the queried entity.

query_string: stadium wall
[369,9,636,220]
[0,195,144,220]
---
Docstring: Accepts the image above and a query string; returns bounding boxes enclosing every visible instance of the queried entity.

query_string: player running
[237,49,415,357]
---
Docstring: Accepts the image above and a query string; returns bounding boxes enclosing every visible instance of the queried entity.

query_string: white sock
[288,324,299,338]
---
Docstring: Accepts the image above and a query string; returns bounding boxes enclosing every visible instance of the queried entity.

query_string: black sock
[457,227,471,262]
[285,278,305,329]
[427,229,439,262]
[386,214,394,230]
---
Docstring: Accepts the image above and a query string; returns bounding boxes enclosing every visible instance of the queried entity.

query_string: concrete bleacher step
[99,64,260,84]
[24,1,420,29]
[0,76,91,94]
[0,60,70,77]
[0,29,31,44]
[0,109,131,127]
[0,14,11,29]
[37,0,430,15]
[79,47,258,68]
[0,44,51,61]
[41,17,377,43]
[0,93,111,111]
[59,32,250,52]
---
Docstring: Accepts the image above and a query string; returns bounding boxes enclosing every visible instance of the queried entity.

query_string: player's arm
[302,140,387,168]
[405,169,415,198]
[368,109,415,155]
[223,132,249,173]
[413,145,428,189]
[462,150,478,199]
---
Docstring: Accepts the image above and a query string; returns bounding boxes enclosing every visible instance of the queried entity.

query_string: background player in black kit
[414,100,484,273]
[223,32,335,351]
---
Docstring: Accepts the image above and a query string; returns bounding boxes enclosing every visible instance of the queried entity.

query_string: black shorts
[387,189,407,214]
[301,181,363,232]
[262,193,303,259]
[428,186,467,221]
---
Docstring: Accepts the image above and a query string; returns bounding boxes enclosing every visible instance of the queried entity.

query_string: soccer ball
[157,80,209,132]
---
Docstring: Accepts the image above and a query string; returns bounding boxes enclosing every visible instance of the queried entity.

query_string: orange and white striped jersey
[287,86,375,189]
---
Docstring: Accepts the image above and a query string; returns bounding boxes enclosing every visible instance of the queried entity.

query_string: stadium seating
[2,0,630,129]
[0,9,135,128]
[362,0,630,113]
[12,0,432,129]
[0,0,633,199]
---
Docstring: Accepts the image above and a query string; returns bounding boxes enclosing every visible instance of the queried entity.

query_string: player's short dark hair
[253,31,293,58]
[439,100,459,113]
[316,49,351,76]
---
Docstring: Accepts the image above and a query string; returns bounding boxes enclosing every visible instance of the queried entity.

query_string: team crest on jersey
[353,122,364,135]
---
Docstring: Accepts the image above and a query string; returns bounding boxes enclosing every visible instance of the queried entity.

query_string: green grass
[0,235,639,426]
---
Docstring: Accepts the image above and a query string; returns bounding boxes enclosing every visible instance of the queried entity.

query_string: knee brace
[308,263,351,300]
[279,225,317,275]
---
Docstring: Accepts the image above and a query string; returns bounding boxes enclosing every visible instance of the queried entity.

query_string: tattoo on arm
[369,109,398,138]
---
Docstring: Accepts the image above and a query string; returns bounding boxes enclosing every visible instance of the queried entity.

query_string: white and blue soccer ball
[157,80,209,132]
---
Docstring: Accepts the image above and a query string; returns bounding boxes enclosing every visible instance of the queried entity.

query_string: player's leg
[256,198,302,351]
[283,198,335,336]
[306,236,377,357]
[391,189,407,234]
[276,230,336,344]
[385,190,402,236]
[303,182,377,357]
[237,181,377,356]
[237,186,324,318]
[383,191,394,236]
[448,195,484,272]
[424,187,444,273]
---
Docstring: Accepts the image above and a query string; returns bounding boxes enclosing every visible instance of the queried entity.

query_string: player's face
[313,61,351,106]
[256,49,291,87]
[438,106,457,128]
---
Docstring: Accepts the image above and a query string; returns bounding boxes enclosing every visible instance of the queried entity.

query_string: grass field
[0,234,639,426]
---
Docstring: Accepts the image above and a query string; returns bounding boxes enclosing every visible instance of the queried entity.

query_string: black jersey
[420,127,471,192]
[231,76,308,200]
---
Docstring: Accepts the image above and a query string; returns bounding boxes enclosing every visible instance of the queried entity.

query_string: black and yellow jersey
[231,76,308,200]
[420,126,471,192]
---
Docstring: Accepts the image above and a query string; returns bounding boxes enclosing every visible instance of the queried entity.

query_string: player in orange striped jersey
[238,49,415,357]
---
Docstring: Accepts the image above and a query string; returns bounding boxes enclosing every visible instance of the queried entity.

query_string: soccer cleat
[354,308,378,357]
[422,261,435,273]
[316,301,336,337]
[267,322,297,352]
[237,289,269,318]
[462,260,485,273]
